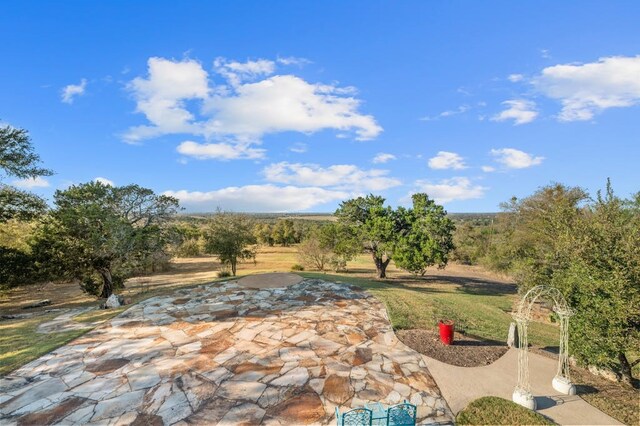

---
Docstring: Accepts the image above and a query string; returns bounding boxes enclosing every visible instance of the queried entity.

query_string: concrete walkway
[422,348,622,425]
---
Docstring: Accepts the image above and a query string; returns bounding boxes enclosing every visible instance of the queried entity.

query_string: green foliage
[298,223,361,272]
[32,181,179,298]
[203,212,256,276]
[451,222,493,265]
[0,185,48,223]
[493,181,640,382]
[0,125,52,180]
[393,193,455,275]
[335,194,396,278]
[253,223,275,246]
[174,238,204,257]
[0,125,52,223]
[0,246,35,287]
[290,264,304,271]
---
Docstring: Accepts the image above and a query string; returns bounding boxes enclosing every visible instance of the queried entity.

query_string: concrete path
[0,278,452,425]
[422,348,622,425]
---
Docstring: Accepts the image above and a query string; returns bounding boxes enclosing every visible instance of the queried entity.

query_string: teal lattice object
[335,407,373,426]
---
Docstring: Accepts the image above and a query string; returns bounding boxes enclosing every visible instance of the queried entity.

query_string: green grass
[300,272,559,347]
[456,397,555,425]
[0,314,90,375]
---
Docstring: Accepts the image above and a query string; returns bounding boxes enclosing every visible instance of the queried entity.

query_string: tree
[496,181,639,383]
[297,229,332,271]
[0,125,52,180]
[335,195,397,278]
[0,125,52,222]
[393,193,455,275]
[253,223,274,246]
[33,182,179,298]
[203,212,256,276]
[0,185,48,222]
[272,219,296,246]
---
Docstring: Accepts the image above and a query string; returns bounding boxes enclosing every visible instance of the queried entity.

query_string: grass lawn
[299,271,559,347]
[456,397,555,425]
[0,314,90,375]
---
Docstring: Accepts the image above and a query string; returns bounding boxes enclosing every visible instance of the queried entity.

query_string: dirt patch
[236,273,303,289]
[397,329,508,367]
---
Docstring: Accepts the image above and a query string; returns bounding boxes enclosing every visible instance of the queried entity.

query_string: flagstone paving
[0,278,453,425]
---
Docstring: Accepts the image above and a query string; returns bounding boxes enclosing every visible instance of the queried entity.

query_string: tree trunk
[372,253,391,278]
[618,352,634,384]
[99,268,114,299]
[231,258,237,276]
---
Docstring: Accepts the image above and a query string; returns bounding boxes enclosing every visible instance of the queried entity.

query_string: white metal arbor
[512,285,576,410]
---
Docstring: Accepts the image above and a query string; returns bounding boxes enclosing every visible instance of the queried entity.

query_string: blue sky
[1,1,639,213]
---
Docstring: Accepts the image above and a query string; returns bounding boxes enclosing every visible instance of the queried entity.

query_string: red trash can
[439,320,454,345]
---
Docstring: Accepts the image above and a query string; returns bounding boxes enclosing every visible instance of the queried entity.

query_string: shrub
[0,246,35,287]
[175,237,204,257]
[218,270,232,278]
[291,264,304,271]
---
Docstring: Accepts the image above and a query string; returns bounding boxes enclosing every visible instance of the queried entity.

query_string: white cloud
[428,151,467,170]
[125,56,382,155]
[481,165,496,173]
[412,177,487,204]
[61,79,87,104]
[277,56,312,67]
[214,58,276,87]
[203,75,381,141]
[164,185,348,212]
[125,57,210,143]
[420,105,470,121]
[177,141,265,161]
[490,148,544,169]
[94,177,114,186]
[289,142,308,153]
[491,99,538,125]
[12,176,50,189]
[263,162,401,191]
[372,153,396,164]
[534,55,640,121]
[508,74,524,82]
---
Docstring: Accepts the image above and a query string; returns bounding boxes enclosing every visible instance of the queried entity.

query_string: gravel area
[397,329,508,367]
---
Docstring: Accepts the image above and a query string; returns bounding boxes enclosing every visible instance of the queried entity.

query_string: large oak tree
[34,182,179,298]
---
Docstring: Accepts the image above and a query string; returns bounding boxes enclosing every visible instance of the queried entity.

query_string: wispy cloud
[61,78,87,104]
[372,153,396,164]
[263,162,401,191]
[491,99,538,125]
[420,105,470,121]
[411,177,487,204]
[12,176,50,188]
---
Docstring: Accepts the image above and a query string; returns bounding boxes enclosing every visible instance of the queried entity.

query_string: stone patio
[0,278,452,425]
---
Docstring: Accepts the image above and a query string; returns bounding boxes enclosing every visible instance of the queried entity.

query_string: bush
[0,246,35,287]
[492,182,640,383]
[290,264,304,271]
[175,238,204,257]
[218,270,232,278]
